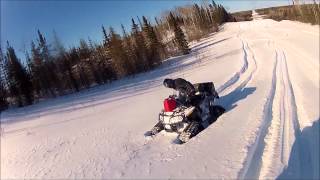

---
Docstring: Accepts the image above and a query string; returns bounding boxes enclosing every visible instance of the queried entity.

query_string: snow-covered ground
[1,12,319,179]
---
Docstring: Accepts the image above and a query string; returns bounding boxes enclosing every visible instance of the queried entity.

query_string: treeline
[256,1,320,25]
[158,1,233,43]
[0,1,232,110]
[231,10,253,22]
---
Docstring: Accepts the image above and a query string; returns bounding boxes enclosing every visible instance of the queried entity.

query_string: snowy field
[1,12,319,179]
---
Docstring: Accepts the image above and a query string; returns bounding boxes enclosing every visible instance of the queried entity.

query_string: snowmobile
[145,82,225,144]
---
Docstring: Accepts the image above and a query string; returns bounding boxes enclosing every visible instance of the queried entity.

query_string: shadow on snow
[277,119,320,180]
[200,87,257,133]
[218,87,256,112]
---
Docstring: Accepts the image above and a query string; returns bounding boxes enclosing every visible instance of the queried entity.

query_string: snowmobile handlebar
[169,94,178,99]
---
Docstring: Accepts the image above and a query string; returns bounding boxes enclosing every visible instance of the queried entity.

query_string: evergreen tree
[210,1,230,25]
[142,16,162,67]
[37,30,50,62]
[102,25,112,61]
[89,37,104,84]
[193,4,204,30]
[169,12,190,55]
[25,52,32,74]
[30,41,43,97]
[100,26,116,81]
[137,16,143,30]
[0,47,8,110]
[36,30,59,96]
[79,39,91,58]
[30,40,56,97]
[62,51,79,92]
[212,0,217,8]
[78,39,101,85]
[0,47,8,89]
[208,4,218,31]
[6,43,33,106]
[102,25,110,48]
[131,18,148,71]
[0,77,8,111]
[51,35,80,93]
[108,27,128,77]
[94,44,116,82]
[69,47,90,88]
[52,30,66,56]
[121,24,137,74]
[155,17,160,26]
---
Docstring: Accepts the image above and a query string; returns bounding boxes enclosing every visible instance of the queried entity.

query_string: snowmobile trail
[216,34,258,94]
[217,39,257,99]
[239,47,300,179]
[1,11,319,179]
[216,40,248,93]
[239,39,314,179]
[259,49,303,179]
[239,53,278,179]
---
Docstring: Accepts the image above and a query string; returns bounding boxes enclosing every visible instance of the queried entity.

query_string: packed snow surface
[1,12,319,179]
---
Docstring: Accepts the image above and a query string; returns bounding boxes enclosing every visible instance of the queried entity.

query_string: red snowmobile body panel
[163,98,177,112]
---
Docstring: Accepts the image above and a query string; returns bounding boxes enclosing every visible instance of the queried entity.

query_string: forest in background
[0,1,233,110]
[231,1,320,23]
[256,1,320,25]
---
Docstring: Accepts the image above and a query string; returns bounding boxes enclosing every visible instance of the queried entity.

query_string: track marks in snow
[217,41,248,93]
[217,40,257,94]
[273,49,302,177]
[239,47,304,179]
[239,51,278,179]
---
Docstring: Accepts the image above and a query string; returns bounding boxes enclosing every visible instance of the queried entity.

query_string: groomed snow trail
[1,11,319,179]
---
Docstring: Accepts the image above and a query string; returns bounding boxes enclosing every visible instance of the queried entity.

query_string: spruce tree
[62,51,79,92]
[79,39,91,58]
[0,77,8,111]
[137,16,144,30]
[69,47,90,88]
[89,38,104,84]
[121,24,137,74]
[108,27,128,77]
[52,30,66,56]
[36,30,59,97]
[37,30,50,62]
[155,17,160,26]
[102,25,112,61]
[131,18,148,71]
[6,43,33,106]
[0,47,8,89]
[169,12,190,55]
[30,41,43,97]
[193,4,203,30]
[25,52,32,74]
[0,47,8,110]
[51,34,80,92]
[142,16,162,67]
[94,44,116,82]
[78,39,99,85]
[102,25,110,48]
[100,26,116,81]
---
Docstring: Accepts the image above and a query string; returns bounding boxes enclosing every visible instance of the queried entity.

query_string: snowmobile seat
[193,82,219,98]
